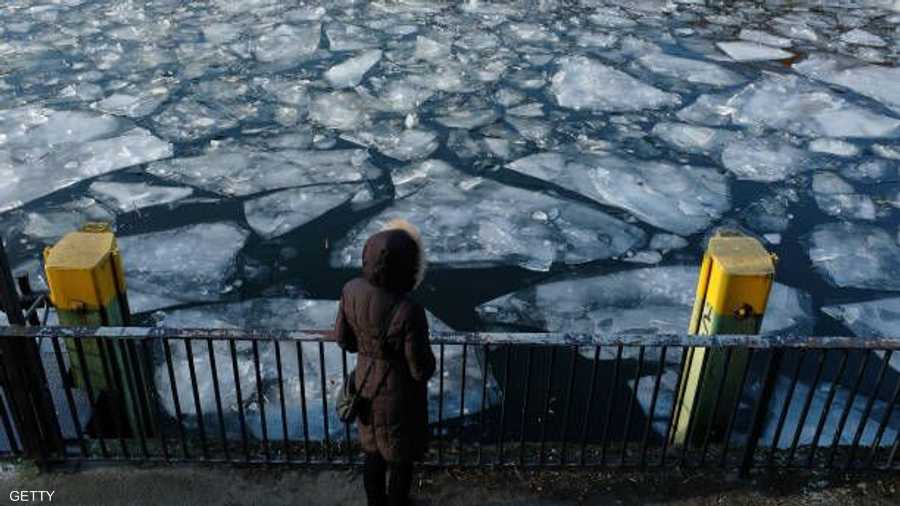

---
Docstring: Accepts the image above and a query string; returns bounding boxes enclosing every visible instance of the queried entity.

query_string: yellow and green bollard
[673,231,776,446]
[44,223,153,437]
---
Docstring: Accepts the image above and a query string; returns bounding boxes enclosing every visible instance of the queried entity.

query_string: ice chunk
[415,36,451,62]
[331,160,645,272]
[675,93,734,127]
[715,41,794,61]
[841,28,888,47]
[649,233,689,251]
[0,197,115,245]
[342,122,438,161]
[808,222,900,291]
[842,159,897,183]
[812,172,876,221]
[507,148,730,235]
[721,137,812,182]
[795,54,900,115]
[88,182,193,212]
[652,122,735,154]
[637,52,745,87]
[727,74,900,139]
[253,23,321,63]
[824,298,900,338]
[551,56,680,112]
[0,107,172,212]
[150,99,240,142]
[309,91,370,131]
[244,183,365,239]
[119,222,250,305]
[94,87,169,118]
[373,79,434,113]
[738,29,792,48]
[324,50,382,89]
[434,109,498,130]
[808,139,860,157]
[477,265,813,341]
[147,147,374,196]
[326,23,381,51]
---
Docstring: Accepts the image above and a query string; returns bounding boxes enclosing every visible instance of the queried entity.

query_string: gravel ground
[1,462,899,505]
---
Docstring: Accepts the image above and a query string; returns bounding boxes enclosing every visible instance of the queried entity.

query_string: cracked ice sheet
[153,298,498,440]
[808,222,900,291]
[550,56,680,112]
[824,298,900,375]
[331,160,646,272]
[794,54,900,116]
[506,148,730,235]
[88,181,193,212]
[118,222,250,310]
[0,106,172,212]
[147,147,376,197]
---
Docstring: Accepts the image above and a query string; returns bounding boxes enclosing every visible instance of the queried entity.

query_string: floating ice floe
[477,265,812,338]
[724,74,900,139]
[840,28,888,48]
[636,52,746,87]
[324,50,383,89]
[795,54,900,115]
[651,122,736,155]
[808,139,860,157]
[812,172,876,221]
[0,107,172,212]
[808,222,900,291]
[341,122,439,161]
[0,197,115,246]
[88,181,193,212]
[550,56,680,112]
[147,147,376,196]
[721,137,813,182]
[253,23,321,63]
[119,222,250,309]
[715,41,794,61]
[331,159,646,272]
[153,298,498,440]
[506,147,730,235]
[244,183,368,239]
[309,91,371,131]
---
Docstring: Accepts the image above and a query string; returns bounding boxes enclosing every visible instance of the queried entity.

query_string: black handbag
[337,299,402,424]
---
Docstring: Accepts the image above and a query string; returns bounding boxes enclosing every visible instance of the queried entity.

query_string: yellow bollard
[44,223,152,436]
[673,231,776,446]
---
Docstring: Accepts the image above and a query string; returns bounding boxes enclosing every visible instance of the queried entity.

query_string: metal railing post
[0,235,64,465]
[739,349,782,477]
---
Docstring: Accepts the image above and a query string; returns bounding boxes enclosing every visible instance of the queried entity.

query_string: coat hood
[361,219,427,293]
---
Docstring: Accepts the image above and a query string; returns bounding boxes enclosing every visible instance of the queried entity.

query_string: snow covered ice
[715,41,794,62]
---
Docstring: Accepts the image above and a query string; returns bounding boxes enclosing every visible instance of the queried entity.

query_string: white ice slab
[325,50,382,89]
[507,148,730,235]
[637,52,745,87]
[551,56,680,112]
[812,172,876,221]
[809,222,900,291]
[795,54,900,115]
[244,183,365,239]
[330,159,646,272]
[88,181,193,212]
[147,147,375,196]
[119,222,250,305]
[716,41,794,61]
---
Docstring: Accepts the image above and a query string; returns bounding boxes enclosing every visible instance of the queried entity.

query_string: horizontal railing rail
[0,327,898,476]
[2,326,900,349]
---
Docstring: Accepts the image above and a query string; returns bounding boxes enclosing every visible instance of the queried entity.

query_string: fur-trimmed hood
[361,219,427,293]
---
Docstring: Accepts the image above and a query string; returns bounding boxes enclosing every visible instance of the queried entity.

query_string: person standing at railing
[335,219,436,506]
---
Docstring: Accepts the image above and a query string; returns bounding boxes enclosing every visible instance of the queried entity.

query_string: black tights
[363,452,413,506]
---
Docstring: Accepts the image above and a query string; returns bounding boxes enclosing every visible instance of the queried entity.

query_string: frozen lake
[2,0,900,447]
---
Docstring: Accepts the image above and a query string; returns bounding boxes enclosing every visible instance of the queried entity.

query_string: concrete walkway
[1,463,898,505]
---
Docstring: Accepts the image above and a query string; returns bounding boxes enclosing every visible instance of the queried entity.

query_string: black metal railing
[0,326,898,475]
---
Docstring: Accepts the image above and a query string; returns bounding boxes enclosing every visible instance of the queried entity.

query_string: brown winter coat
[335,225,436,463]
